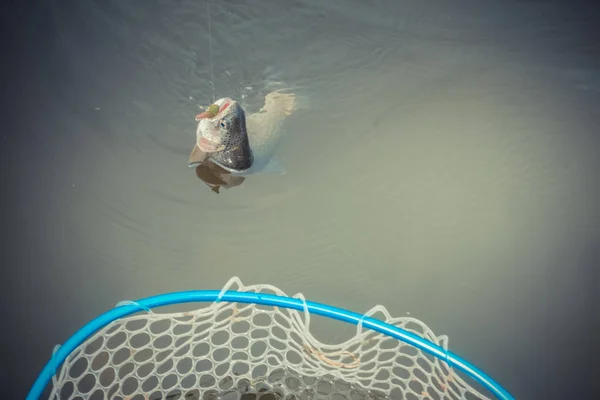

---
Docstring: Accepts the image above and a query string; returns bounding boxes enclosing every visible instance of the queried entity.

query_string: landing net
[27,277,513,400]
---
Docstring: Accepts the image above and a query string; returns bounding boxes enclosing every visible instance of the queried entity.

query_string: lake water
[2,1,599,399]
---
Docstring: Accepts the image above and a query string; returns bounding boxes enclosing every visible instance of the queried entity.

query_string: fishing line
[207,0,215,103]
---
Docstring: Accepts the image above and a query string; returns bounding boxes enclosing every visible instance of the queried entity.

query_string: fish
[189,90,296,178]
[189,97,253,172]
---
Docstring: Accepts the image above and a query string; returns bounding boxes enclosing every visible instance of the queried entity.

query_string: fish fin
[188,145,206,168]
[212,186,220,194]
[260,156,287,175]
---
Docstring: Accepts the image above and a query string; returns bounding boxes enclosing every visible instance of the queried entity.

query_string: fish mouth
[198,136,225,153]
[215,98,232,115]
[195,98,234,120]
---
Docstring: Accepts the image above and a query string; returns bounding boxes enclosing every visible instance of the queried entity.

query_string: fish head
[196,98,248,153]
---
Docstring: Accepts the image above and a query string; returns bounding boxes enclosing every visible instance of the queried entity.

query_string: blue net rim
[26,290,514,400]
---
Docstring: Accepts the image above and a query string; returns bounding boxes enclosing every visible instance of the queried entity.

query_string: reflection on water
[195,161,246,194]
[3,0,599,399]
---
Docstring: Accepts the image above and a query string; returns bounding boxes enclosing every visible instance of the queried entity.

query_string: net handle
[26,290,514,400]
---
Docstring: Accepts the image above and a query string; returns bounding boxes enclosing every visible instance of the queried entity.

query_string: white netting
[48,278,491,400]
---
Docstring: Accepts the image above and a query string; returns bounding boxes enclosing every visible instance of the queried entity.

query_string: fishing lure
[195,103,220,121]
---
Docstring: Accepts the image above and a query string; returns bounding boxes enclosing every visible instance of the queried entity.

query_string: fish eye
[220,120,228,129]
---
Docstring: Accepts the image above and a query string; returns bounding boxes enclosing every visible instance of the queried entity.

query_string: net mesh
[48,278,491,400]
